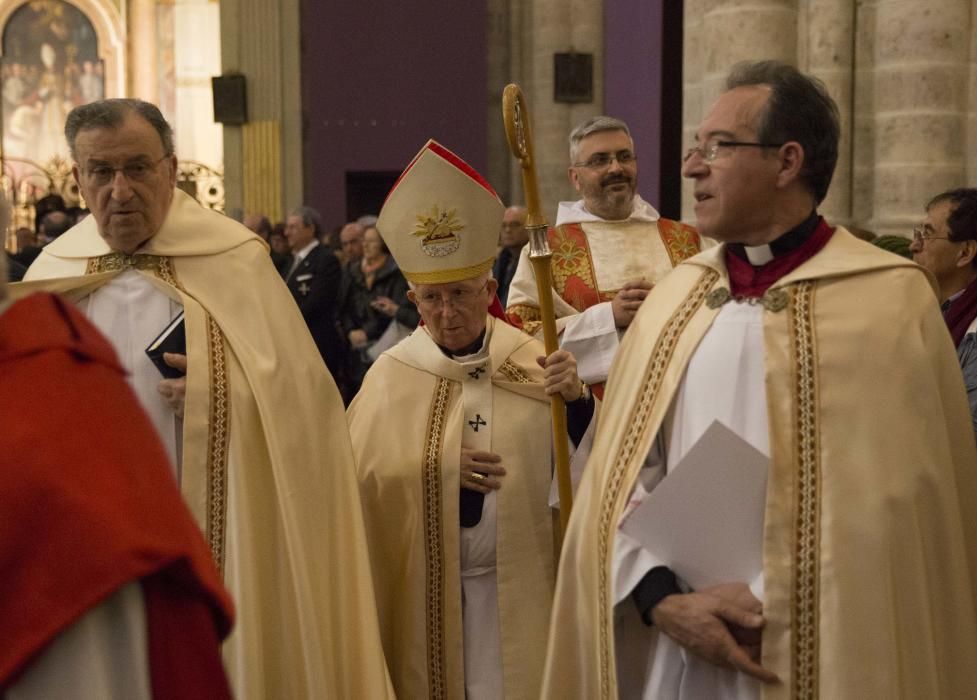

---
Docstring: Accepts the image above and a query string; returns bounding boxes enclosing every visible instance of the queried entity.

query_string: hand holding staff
[501,83,574,537]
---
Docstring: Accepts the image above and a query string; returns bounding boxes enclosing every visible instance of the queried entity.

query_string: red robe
[0,293,234,698]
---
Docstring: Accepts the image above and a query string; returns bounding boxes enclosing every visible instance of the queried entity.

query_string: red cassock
[0,292,234,698]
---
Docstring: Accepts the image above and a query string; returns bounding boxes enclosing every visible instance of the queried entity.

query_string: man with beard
[505,116,706,398]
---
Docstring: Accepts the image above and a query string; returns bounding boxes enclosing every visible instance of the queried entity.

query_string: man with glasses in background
[505,116,706,401]
[16,98,393,699]
[911,187,977,443]
[543,61,977,699]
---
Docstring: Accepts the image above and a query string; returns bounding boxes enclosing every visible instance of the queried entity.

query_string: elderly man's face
[340,223,365,259]
[500,207,529,250]
[682,85,781,243]
[409,276,498,352]
[568,129,638,220]
[72,113,176,255]
[285,214,315,252]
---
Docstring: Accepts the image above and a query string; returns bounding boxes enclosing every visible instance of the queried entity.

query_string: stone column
[682,0,799,220]
[487,0,512,203]
[800,0,855,225]
[219,0,303,221]
[852,0,877,228]
[128,0,159,102]
[968,0,977,184]
[869,0,971,236]
[520,0,603,220]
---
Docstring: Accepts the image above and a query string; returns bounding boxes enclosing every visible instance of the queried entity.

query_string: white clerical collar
[554,194,660,226]
[447,330,489,362]
[293,239,319,262]
[743,244,774,266]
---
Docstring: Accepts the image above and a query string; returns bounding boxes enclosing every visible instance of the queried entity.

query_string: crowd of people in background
[2,59,976,700]
[242,202,528,403]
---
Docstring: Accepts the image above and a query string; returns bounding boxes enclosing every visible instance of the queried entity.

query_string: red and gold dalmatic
[505,216,703,336]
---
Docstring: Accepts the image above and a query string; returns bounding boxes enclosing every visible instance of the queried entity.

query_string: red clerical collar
[725,217,834,297]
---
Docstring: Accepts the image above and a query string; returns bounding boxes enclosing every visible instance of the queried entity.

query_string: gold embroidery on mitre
[596,269,719,699]
[413,206,464,258]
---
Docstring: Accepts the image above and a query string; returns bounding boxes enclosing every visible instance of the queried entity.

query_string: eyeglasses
[572,150,637,170]
[683,140,784,164]
[912,224,952,244]
[414,281,489,311]
[83,155,171,186]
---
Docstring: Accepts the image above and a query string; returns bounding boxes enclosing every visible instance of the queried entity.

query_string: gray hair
[65,98,175,160]
[290,206,323,238]
[725,61,839,204]
[569,116,632,162]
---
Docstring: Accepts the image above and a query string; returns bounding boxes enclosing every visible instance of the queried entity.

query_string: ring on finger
[469,472,486,482]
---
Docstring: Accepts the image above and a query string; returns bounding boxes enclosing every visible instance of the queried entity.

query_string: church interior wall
[298,0,489,228]
[2,0,975,240]
[604,0,665,215]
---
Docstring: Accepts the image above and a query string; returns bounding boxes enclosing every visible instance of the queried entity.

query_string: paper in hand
[619,420,769,590]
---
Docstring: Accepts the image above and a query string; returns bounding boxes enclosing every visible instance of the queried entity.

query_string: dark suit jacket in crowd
[284,243,344,377]
[492,246,520,307]
[12,246,41,269]
[6,253,26,282]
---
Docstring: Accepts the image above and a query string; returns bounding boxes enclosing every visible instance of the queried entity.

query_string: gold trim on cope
[85,253,231,571]
[596,269,719,698]
[498,359,533,384]
[789,281,821,699]
[205,315,231,572]
[87,252,166,276]
[423,378,451,699]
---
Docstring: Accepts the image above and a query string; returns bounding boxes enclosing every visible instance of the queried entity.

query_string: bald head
[500,206,529,252]
[340,222,365,261]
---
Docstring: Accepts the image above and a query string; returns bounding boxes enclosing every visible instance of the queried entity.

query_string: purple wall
[299,1,488,228]
[604,1,663,209]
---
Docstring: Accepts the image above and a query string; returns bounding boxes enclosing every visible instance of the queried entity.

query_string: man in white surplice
[542,61,977,699]
[18,99,396,699]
